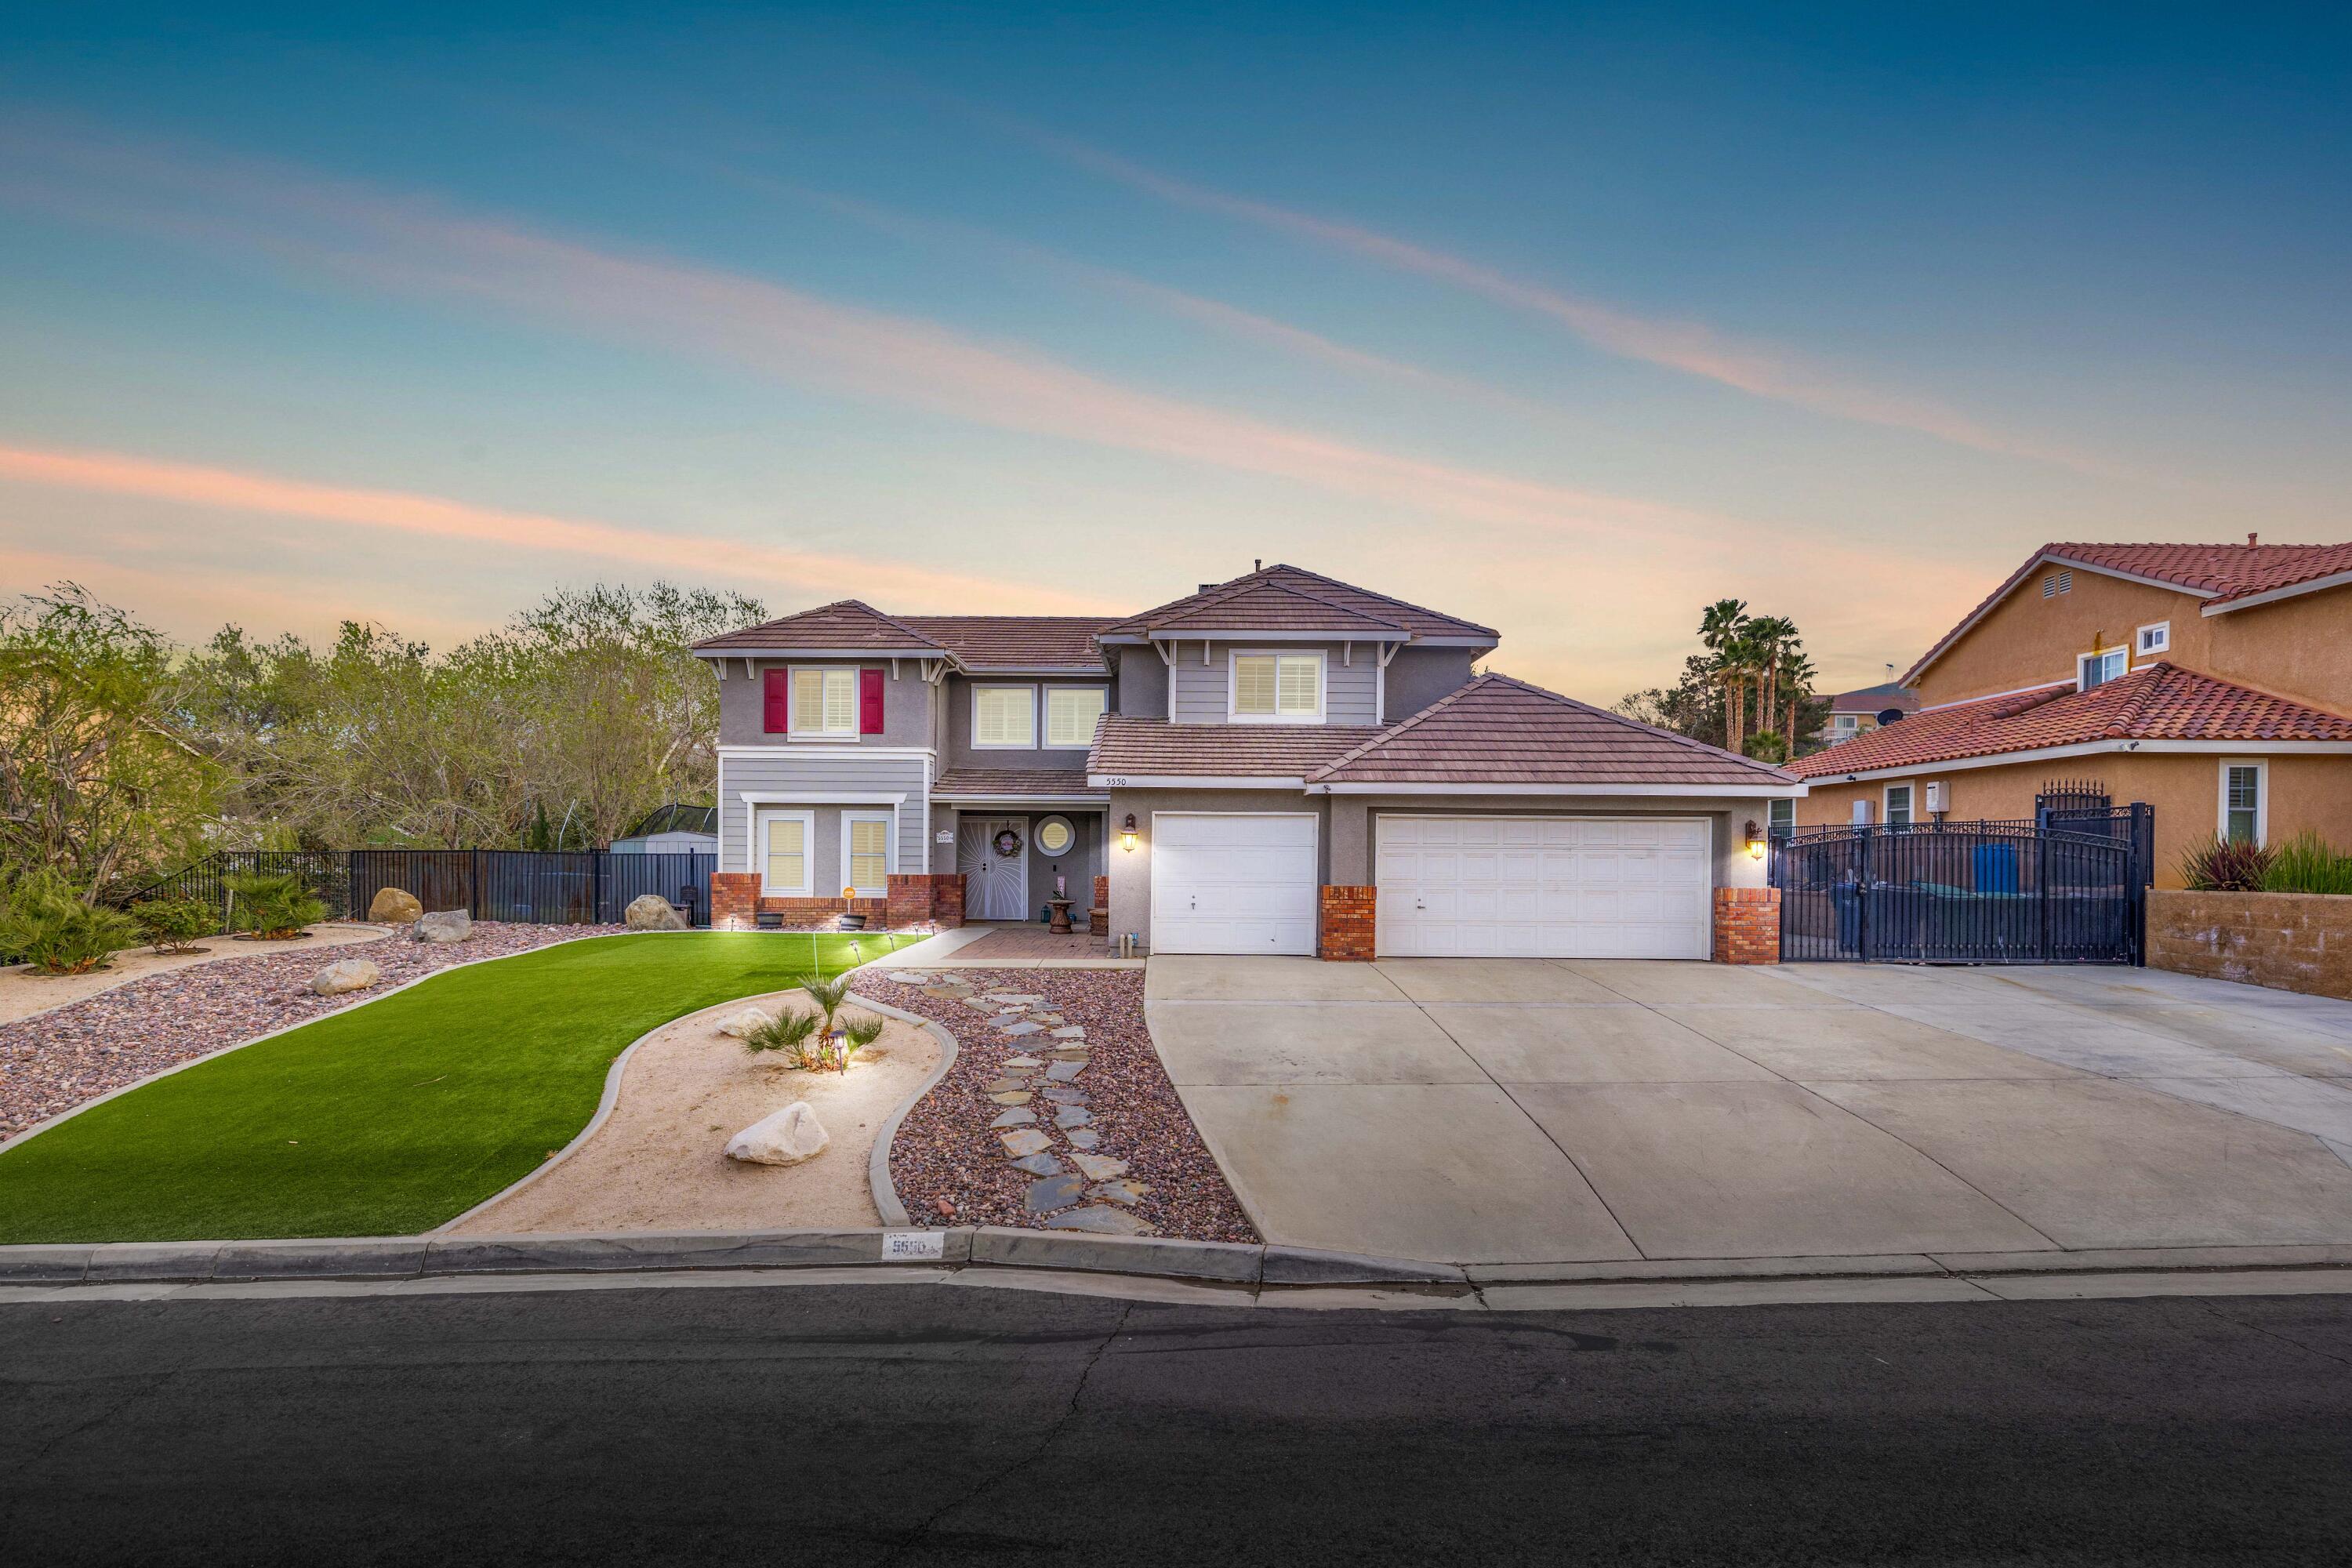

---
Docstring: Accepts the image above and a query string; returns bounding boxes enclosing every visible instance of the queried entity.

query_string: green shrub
[742,1007,824,1069]
[2179,837,2274,892]
[2259,832,2352,896]
[224,869,327,938]
[131,898,217,953]
[0,872,140,975]
[1742,731,1790,764]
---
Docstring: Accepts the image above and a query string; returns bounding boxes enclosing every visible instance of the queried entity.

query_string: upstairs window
[2077,648,2126,691]
[2137,622,2171,657]
[790,668,858,735]
[1044,687,1107,749]
[973,685,1036,748]
[1232,651,1323,722]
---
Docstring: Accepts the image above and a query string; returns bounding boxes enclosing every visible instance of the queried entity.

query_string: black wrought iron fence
[120,849,716,927]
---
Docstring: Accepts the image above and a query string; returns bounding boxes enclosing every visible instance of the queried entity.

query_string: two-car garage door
[1376,816,1712,960]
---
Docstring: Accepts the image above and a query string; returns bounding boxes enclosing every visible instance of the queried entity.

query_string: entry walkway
[1145,957,2352,1266]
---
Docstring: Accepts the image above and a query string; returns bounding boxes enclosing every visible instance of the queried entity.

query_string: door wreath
[993,828,1025,858]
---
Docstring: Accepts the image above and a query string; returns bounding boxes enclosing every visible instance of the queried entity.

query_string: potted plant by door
[837,886,868,931]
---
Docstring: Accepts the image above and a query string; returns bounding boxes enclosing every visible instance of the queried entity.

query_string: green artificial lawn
[0,930,917,1245]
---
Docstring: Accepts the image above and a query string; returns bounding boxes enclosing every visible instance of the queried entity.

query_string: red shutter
[763,669,789,732]
[858,668,885,735]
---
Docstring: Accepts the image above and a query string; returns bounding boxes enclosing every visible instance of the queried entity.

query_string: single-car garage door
[1376,816,1711,959]
[1152,812,1319,955]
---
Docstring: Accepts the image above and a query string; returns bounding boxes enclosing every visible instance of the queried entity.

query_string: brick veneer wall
[886,873,968,931]
[1712,887,1780,964]
[1091,874,1109,935]
[1319,885,1376,961]
[710,872,758,931]
[2148,888,2352,1001]
[710,871,962,933]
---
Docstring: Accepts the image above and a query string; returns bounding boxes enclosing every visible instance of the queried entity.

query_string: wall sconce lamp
[1120,813,1139,853]
[1744,818,1767,859]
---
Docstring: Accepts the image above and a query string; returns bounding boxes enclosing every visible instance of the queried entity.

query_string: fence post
[470,848,481,920]
[593,851,604,924]
[1857,827,1871,961]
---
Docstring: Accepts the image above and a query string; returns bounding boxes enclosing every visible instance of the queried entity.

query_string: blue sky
[5,4,2348,695]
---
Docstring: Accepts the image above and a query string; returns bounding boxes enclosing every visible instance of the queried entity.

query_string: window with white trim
[2136,621,2171,656]
[2220,761,2266,845]
[973,685,1036,748]
[1044,687,1106,749]
[790,668,858,736]
[761,811,813,895]
[1035,815,1075,856]
[1768,798,1794,839]
[841,811,891,896]
[1885,782,1914,827]
[2077,647,2126,691]
[1232,651,1324,722]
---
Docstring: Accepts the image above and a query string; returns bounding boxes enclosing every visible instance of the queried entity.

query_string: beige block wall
[2148,888,2352,1000]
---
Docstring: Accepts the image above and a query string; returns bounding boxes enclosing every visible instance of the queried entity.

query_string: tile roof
[692,599,945,653]
[1102,564,1495,641]
[895,617,1114,670]
[1828,683,1919,715]
[1146,579,1409,637]
[931,768,1102,799]
[1307,673,1800,789]
[1087,716,1385,779]
[1787,662,2352,778]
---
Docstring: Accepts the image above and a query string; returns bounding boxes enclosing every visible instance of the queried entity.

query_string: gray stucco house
[693,564,1801,959]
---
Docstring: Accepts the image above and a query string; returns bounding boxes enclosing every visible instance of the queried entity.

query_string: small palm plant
[801,972,885,1071]
[742,1007,825,1070]
[837,1015,886,1071]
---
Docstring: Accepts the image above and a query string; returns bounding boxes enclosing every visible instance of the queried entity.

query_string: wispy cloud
[0,443,1114,612]
[1013,126,2108,472]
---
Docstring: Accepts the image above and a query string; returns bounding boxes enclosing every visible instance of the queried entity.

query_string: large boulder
[716,1006,775,1039]
[309,958,383,996]
[724,1102,829,1166]
[623,893,688,931]
[412,909,473,945]
[368,887,423,924]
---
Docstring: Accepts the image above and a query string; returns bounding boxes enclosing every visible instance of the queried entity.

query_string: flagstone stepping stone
[1024,1174,1087,1211]
[982,993,1046,1004]
[985,1076,1033,1094]
[1091,1179,1149,1207]
[989,1106,1037,1128]
[962,997,1000,1013]
[989,1091,1033,1106]
[1044,1206,1154,1236]
[1054,1106,1092,1129]
[1000,1128,1052,1158]
[1065,1128,1102,1150]
[1044,1060,1086,1082]
[1047,1049,1089,1063]
[1041,1087,1087,1105]
[999,1022,1044,1037]
[884,971,935,984]
[986,1013,1030,1029]
[1028,1012,1065,1027]
[1003,1055,1044,1069]
[923,985,974,999]
[1069,1151,1129,1182]
[1010,1152,1063,1177]
[1048,1026,1086,1040]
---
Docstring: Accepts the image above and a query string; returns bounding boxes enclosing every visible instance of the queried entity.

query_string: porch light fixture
[1120,813,1139,853]
[1744,818,1766,859]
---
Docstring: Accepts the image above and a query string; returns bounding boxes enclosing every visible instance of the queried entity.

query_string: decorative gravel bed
[0,924,622,1140]
[862,967,1258,1244]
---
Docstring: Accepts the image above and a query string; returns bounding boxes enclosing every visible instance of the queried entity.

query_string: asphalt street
[5,1279,2351,1565]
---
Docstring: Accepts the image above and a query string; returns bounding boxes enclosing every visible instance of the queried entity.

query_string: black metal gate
[1771,806,2153,965]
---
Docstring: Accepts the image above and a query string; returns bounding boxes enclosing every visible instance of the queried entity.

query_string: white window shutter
[1234,656,1276,714]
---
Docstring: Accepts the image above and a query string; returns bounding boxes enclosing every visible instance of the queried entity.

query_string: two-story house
[695,564,1802,960]
[1788,539,2352,884]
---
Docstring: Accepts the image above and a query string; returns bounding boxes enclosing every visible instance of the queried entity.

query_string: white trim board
[1308,781,1807,797]
[1090,774,1310,789]
[737,792,909,806]
[1801,737,2352,784]
[717,745,935,760]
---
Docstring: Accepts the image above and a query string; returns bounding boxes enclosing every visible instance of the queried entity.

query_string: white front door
[1376,816,1711,959]
[959,816,1029,920]
[1151,812,1319,955]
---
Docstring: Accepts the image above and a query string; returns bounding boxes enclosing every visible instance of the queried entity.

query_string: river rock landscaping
[861,967,1257,1244]
[0,922,619,1139]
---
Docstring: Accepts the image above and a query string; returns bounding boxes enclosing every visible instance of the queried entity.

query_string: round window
[1035,815,1075,856]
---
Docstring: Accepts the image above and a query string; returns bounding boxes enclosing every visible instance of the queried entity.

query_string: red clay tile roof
[692,599,946,653]
[1905,539,2352,683]
[931,768,1102,798]
[896,617,1114,670]
[1087,717,1385,779]
[1307,673,1799,789]
[1102,564,1494,641]
[1788,662,2352,778]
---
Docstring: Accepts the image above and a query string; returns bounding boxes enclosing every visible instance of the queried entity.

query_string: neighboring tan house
[1817,681,1918,747]
[693,564,1801,959]
[1788,539,2352,885]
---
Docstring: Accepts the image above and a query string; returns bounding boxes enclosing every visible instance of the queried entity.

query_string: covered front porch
[930,768,1109,933]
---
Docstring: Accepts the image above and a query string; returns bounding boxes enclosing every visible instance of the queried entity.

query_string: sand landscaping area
[448,988,941,1234]
[0,924,390,1025]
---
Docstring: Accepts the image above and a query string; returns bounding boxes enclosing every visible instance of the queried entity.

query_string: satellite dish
[1876,708,1907,727]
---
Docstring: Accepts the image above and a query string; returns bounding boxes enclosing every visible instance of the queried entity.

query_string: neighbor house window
[1885,783,1914,827]
[761,811,813,895]
[1769,799,1795,839]
[1044,687,1107,749]
[841,812,891,896]
[790,668,858,736]
[2077,648,2126,691]
[2137,622,2171,657]
[2220,761,2266,844]
[1232,652,1323,721]
[973,685,1036,748]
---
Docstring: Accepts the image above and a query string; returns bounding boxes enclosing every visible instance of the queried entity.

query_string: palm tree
[1779,648,1820,750]
[1743,615,1799,745]
[1697,599,1750,752]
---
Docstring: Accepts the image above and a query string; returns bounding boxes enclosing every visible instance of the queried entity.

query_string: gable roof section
[1788,662,2352,779]
[1087,716,1384,780]
[1102,564,1495,641]
[1308,673,1799,789]
[1905,539,2352,684]
[895,616,1115,670]
[692,599,945,654]
[1828,682,1918,716]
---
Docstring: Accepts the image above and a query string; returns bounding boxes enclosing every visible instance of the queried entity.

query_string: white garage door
[1376,816,1712,959]
[1152,813,1319,955]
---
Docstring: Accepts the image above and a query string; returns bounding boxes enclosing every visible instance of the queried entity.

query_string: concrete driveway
[1145,956,2352,1266]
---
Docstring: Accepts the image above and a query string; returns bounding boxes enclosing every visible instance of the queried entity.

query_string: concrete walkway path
[1146,957,2352,1266]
